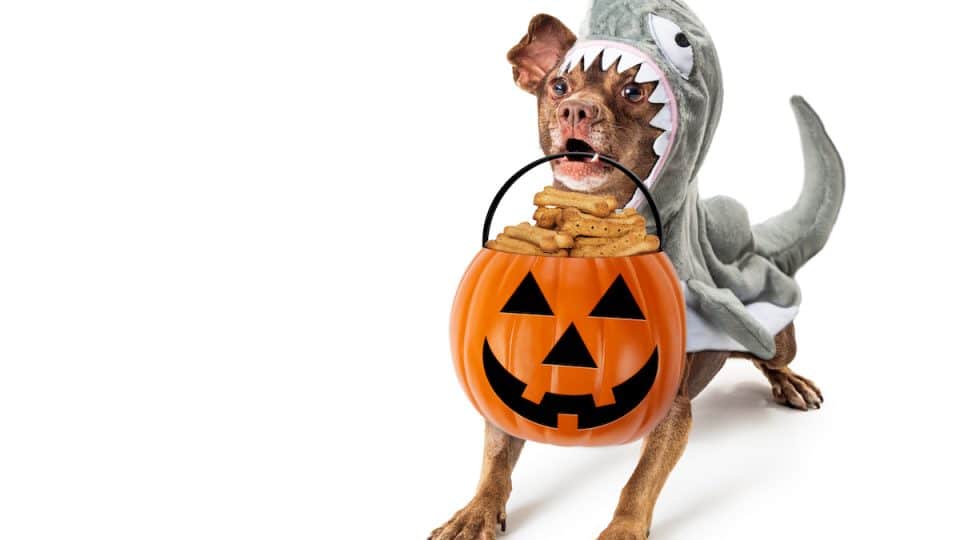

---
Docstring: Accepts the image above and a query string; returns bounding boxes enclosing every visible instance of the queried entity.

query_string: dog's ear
[508,14,577,95]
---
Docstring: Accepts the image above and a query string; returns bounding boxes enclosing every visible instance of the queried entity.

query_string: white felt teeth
[649,83,669,104]
[650,106,672,131]
[600,49,622,71]
[580,46,604,71]
[562,50,583,73]
[617,52,642,73]
[562,46,665,85]
[633,63,660,84]
[653,132,671,156]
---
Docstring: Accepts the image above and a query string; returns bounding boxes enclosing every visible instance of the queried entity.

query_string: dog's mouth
[553,138,612,188]
[564,138,603,160]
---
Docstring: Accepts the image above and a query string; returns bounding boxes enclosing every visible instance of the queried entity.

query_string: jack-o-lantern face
[451,250,685,447]
[484,272,660,429]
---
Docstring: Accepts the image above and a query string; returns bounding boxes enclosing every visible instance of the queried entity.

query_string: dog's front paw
[429,495,506,540]
[757,364,823,411]
[597,517,650,540]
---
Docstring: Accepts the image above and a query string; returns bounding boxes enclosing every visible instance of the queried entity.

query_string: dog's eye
[551,78,569,98]
[621,84,647,103]
[649,14,694,79]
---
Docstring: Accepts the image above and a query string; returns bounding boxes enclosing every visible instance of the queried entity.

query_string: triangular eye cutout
[589,275,646,320]
[501,272,553,316]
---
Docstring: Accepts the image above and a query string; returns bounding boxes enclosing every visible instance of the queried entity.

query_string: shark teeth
[633,63,660,84]
[561,50,583,74]
[562,44,670,93]
[580,46,604,71]
[648,83,669,104]
[653,132,671,157]
[649,106,672,131]
[617,52,642,73]
[600,49,622,71]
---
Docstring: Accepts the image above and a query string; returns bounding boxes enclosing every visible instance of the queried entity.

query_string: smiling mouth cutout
[483,341,659,429]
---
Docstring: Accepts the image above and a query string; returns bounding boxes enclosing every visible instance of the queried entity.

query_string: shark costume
[558,0,845,359]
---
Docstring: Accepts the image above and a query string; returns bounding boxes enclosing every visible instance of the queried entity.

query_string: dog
[431,4,840,538]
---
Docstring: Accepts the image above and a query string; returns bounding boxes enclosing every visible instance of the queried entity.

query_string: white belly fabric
[682,282,799,354]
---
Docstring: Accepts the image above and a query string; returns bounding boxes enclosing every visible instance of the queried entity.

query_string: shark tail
[752,96,846,277]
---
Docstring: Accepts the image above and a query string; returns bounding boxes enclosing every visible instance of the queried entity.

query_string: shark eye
[649,14,694,79]
[621,83,647,103]
[551,78,570,98]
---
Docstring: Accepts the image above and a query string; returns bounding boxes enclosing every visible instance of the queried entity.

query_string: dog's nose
[558,100,600,130]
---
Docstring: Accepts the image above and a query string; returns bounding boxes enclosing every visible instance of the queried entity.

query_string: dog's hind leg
[429,422,524,540]
[597,396,692,540]
[744,323,824,411]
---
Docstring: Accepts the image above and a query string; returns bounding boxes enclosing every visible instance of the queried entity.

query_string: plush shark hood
[565,0,723,222]
[560,0,846,359]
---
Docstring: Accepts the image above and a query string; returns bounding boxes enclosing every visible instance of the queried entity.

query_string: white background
[1,1,957,538]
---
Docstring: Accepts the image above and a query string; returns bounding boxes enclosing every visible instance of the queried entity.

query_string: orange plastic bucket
[451,153,686,447]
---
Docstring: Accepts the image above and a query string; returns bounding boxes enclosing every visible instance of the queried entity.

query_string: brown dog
[429,14,823,540]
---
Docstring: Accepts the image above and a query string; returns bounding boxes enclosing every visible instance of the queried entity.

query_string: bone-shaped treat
[560,208,645,238]
[487,235,569,257]
[504,222,574,252]
[572,230,660,258]
[572,236,617,248]
[534,187,618,217]
[533,207,564,229]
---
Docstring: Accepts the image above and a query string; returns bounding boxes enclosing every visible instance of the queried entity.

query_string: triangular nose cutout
[542,323,597,368]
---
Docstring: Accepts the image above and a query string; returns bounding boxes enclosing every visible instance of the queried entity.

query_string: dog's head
[508,15,671,207]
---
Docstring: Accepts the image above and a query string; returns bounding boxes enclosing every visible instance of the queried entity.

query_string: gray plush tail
[752,96,846,277]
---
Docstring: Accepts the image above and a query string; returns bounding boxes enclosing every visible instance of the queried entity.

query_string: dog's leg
[597,396,692,540]
[429,422,524,540]
[748,323,824,410]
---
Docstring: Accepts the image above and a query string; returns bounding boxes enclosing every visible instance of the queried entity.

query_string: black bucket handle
[482,152,664,249]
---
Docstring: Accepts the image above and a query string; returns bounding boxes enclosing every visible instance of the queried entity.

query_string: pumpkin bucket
[451,153,686,447]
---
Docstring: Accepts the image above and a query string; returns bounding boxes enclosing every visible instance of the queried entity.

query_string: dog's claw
[760,365,824,411]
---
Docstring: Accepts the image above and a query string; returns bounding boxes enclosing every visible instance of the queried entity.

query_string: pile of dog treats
[486,187,660,257]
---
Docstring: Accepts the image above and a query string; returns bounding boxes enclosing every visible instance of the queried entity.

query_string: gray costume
[563,0,845,359]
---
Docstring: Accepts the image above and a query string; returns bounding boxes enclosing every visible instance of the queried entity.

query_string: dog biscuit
[504,223,556,252]
[560,208,645,238]
[487,235,570,257]
[534,187,617,218]
[571,231,660,258]
[554,233,575,249]
[504,223,577,253]
[486,235,544,256]
[573,236,612,248]
[533,207,563,229]
[610,211,645,227]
